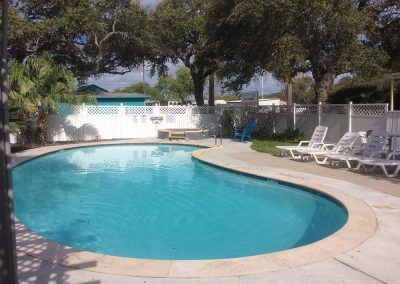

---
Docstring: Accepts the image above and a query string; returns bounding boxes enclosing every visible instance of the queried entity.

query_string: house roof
[95,93,150,99]
[75,84,109,94]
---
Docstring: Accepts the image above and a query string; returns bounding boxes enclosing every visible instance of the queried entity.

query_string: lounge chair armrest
[310,142,324,149]
[342,146,353,153]
[370,151,388,159]
[387,151,400,160]
[322,144,335,150]
[350,146,363,154]
[297,141,310,147]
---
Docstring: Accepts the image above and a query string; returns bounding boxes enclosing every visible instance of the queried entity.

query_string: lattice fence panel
[159,106,187,115]
[295,104,319,138]
[352,104,387,116]
[321,104,348,115]
[124,107,154,115]
[86,106,120,115]
[124,107,146,115]
[48,103,389,142]
[295,104,318,115]
[57,105,83,116]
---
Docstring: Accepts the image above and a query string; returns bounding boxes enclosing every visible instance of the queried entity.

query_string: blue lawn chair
[233,122,256,142]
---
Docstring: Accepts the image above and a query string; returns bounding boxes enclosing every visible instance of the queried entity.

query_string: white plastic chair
[296,132,360,164]
[276,126,328,159]
[326,129,389,168]
[359,156,400,178]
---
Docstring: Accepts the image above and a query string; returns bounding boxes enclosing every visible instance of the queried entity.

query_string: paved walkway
[13,139,400,284]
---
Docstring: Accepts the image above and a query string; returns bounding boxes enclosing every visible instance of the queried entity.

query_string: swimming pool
[13,144,347,260]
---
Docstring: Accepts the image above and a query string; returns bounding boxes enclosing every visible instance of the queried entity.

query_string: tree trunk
[286,78,293,106]
[192,74,204,106]
[0,0,18,282]
[35,114,48,145]
[313,72,335,102]
[208,73,215,107]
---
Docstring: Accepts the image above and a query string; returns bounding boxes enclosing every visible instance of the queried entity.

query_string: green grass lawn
[250,139,296,156]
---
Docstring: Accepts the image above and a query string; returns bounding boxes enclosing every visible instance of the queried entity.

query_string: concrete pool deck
[12,138,400,283]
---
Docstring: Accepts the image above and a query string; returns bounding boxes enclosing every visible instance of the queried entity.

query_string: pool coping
[13,140,377,278]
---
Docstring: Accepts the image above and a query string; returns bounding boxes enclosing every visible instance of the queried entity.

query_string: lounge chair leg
[381,165,400,178]
[315,155,329,165]
[301,155,310,161]
[289,150,301,160]
[395,166,400,177]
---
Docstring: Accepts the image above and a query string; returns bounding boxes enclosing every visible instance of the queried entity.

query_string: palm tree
[8,53,90,144]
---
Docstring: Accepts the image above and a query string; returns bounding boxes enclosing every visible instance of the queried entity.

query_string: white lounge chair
[357,134,400,177]
[276,126,328,159]
[358,157,400,178]
[326,129,389,168]
[296,132,360,164]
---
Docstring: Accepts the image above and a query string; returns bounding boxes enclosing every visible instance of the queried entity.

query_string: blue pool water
[13,144,347,260]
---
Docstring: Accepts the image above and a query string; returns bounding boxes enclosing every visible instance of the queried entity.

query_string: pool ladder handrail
[202,124,223,147]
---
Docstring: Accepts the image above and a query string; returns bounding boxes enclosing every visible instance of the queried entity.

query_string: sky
[140,0,159,9]
[88,0,284,96]
[87,65,284,95]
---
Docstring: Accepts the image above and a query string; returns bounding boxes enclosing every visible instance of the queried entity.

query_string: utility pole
[141,61,146,94]
[261,73,264,99]
[0,0,19,282]
[208,73,215,106]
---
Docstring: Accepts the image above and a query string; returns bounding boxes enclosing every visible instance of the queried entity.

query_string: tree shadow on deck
[16,222,100,284]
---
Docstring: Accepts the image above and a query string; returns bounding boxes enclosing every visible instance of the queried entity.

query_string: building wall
[94,98,146,106]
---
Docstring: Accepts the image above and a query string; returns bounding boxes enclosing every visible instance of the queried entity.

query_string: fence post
[293,103,296,130]
[318,102,322,126]
[272,104,277,133]
[153,105,160,116]
[81,103,87,116]
[118,103,125,116]
[348,101,353,133]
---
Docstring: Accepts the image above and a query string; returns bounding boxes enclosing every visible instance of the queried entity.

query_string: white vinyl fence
[48,103,389,143]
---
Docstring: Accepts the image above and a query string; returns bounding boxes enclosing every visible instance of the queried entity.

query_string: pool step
[169,131,186,140]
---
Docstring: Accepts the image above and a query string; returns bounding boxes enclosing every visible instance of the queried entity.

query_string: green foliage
[250,138,295,156]
[272,76,315,104]
[220,107,258,136]
[5,0,151,78]
[269,35,307,80]
[114,82,162,100]
[9,53,73,116]
[359,1,400,72]
[208,0,386,102]
[8,53,93,144]
[251,129,305,155]
[207,0,287,91]
[157,67,194,104]
[329,78,400,106]
[215,95,240,101]
[256,129,305,142]
[291,76,315,104]
[250,140,295,156]
[150,0,217,105]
